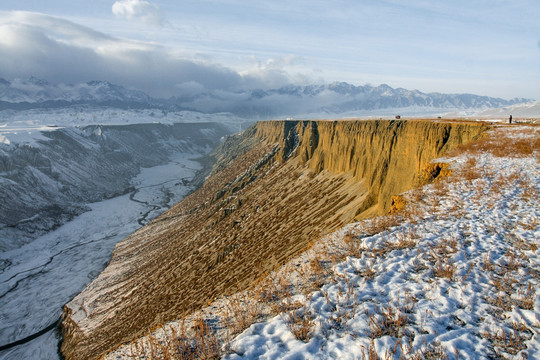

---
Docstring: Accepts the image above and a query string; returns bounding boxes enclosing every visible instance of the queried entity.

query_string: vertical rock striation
[61,120,485,360]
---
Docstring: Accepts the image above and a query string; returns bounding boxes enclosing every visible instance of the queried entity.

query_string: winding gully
[0,156,201,360]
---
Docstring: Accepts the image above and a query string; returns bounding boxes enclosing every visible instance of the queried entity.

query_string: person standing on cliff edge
[509,115,513,124]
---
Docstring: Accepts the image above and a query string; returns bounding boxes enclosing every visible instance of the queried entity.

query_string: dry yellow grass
[448,124,540,159]
[89,120,490,360]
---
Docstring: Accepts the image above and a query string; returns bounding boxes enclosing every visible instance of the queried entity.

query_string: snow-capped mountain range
[0,77,532,117]
[0,77,152,104]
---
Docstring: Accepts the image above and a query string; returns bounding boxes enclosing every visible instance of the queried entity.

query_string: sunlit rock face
[61,119,486,360]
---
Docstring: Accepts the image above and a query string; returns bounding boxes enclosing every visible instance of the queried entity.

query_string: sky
[0,0,539,99]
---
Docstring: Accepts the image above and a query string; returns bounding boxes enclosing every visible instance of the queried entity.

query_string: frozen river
[0,153,202,359]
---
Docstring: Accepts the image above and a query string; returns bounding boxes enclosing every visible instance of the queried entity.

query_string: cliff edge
[61,120,486,359]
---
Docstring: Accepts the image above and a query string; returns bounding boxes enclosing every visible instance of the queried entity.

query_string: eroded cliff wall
[61,120,485,360]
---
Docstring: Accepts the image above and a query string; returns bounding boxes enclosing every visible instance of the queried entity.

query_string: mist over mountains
[0,77,531,118]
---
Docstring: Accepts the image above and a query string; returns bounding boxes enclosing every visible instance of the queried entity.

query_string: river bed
[0,152,201,359]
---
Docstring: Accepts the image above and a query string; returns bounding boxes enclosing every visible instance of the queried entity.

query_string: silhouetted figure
[509,115,513,124]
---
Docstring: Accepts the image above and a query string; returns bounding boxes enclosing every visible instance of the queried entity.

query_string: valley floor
[107,124,539,360]
[0,153,202,360]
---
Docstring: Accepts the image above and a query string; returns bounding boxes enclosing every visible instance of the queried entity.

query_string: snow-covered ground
[442,100,540,120]
[108,124,539,360]
[471,101,540,119]
[0,107,247,146]
[0,153,203,360]
[226,126,540,360]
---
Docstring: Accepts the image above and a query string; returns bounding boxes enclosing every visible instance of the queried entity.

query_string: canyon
[59,119,486,360]
[0,122,231,251]
[0,122,231,359]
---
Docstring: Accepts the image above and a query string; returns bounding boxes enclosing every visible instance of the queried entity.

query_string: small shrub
[515,282,536,310]
[365,215,400,236]
[461,157,480,181]
[359,259,377,280]
[489,272,518,295]
[482,253,494,272]
[519,181,539,201]
[128,317,222,360]
[405,340,449,360]
[487,294,513,313]
[284,307,315,342]
[254,273,292,310]
[482,328,529,356]
[224,293,262,335]
[503,249,522,272]
[399,290,418,314]
[191,317,221,359]
[367,304,409,339]
[342,231,365,257]
[518,217,539,232]
[391,229,418,251]
[431,258,457,280]
[361,339,382,360]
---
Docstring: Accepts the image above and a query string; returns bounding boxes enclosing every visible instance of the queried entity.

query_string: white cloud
[112,0,164,26]
[239,55,313,89]
[174,81,206,96]
[0,11,246,97]
[0,12,315,98]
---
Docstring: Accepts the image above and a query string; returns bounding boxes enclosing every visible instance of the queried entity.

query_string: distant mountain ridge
[0,77,152,103]
[0,77,532,117]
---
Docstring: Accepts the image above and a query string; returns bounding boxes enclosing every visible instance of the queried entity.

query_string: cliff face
[255,120,483,216]
[61,120,485,360]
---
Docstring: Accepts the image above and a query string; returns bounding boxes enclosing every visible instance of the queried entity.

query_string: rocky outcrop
[61,120,486,360]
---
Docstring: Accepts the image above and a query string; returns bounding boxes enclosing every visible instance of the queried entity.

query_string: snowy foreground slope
[107,124,539,360]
